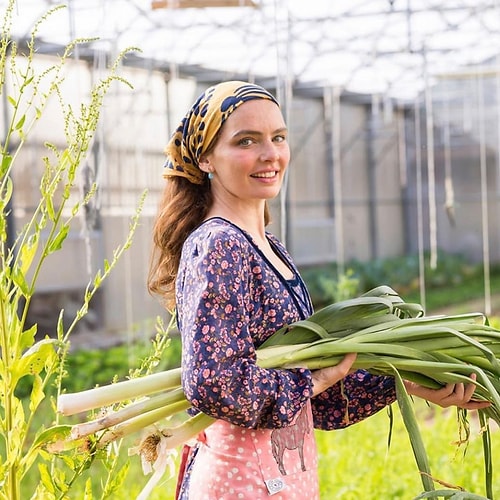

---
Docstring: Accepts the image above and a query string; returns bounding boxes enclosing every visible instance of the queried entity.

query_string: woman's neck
[206,205,266,240]
[207,210,293,280]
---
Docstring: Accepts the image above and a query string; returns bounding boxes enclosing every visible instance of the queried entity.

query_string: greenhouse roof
[10,0,500,102]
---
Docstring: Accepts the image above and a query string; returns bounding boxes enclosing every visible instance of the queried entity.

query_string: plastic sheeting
[9,0,500,101]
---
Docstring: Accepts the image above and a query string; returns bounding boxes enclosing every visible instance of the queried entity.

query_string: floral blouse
[175,217,396,498]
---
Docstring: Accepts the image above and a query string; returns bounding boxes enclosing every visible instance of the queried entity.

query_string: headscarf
[163,81,279,185]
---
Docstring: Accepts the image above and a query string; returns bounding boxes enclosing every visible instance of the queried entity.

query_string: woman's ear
[198,154,211,173]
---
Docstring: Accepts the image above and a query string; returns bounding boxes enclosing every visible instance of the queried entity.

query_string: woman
[148,81,488,499]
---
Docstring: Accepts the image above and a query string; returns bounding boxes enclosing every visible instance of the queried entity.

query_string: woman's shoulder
[265,230,291,258]
[185,217,251,250]
[266,230,285,248]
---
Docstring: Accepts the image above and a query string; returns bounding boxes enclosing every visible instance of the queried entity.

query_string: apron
[177,402,319,500]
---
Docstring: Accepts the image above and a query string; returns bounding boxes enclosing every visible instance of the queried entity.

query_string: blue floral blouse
[175,217,396,431]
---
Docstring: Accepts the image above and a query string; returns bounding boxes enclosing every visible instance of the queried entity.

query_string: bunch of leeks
[54,286,500,498]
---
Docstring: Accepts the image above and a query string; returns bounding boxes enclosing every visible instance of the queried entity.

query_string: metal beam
[151,0,257,9]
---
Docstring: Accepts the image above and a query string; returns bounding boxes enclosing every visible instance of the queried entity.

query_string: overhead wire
[423,45,438,271]
[414,95,427,310]
[272,0,292,245]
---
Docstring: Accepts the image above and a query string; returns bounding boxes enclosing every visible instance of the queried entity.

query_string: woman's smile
[250,170,279,180]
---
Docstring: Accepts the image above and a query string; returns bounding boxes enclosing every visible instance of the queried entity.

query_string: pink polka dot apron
[180,402,319,499]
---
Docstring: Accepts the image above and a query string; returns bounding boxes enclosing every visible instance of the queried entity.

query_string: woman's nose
[259,141,280,161]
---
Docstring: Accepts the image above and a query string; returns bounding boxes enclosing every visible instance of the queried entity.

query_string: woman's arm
[311,361,490,430]
[177,228,314,429]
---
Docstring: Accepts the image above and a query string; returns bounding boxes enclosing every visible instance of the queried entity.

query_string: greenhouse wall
[3,53,500,338]
[404,72,500,265]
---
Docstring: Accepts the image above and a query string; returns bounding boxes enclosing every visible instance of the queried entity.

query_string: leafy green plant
[0,2,146,498]
[300,251,499,311]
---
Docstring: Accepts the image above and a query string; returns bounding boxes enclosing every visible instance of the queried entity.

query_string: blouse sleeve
[176,228,314,429]
[311,370,396,430]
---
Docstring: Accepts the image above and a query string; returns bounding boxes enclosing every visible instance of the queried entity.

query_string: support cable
[332,86,345,277]
[272,0,292,246]
[423,47,438,270]
[443,93,456,227]
[477,69,492,316]
[414,97,426,310]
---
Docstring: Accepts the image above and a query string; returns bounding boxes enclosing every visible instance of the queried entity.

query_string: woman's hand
[311,353,357,397]
[404,373,491,410]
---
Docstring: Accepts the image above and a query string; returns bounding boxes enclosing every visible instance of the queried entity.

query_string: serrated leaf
[8,397,26,449]
[102,461,130,497]
[29,373,45,412]
[60,454,77,470]
[34,425,84,454]
[56,310,65,338]
[51,466,70,495]
[13,338,58,381]
[93,269,102,286]
[47,224,69,254]
[84,478,93,500]
[1,154,12,172]
[19,233,39,274]
[71,200,81,216]
[11,266,29,295]
[45,195,55,221]
[1,175,13,205]
[19,324,37,351]
[38,463,56,494]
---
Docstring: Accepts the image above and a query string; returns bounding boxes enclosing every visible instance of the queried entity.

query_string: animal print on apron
[186,402,319,499]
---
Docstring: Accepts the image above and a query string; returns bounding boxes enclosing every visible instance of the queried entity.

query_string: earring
[207,172,214,180]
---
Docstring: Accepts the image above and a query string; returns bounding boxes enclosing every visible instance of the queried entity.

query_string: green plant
[0,2,145,499]
[316,402,500,499]
[17,281,499,499]
[300,251,499,311]
[55,286,500,499]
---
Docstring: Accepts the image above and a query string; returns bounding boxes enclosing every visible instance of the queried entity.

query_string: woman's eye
[238,137,254,146]
[274,135,286,143]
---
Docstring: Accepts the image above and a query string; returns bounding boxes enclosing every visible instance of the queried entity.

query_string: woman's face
[199,99,290,211]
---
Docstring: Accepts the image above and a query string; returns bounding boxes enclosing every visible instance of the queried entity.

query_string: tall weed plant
[0,2,150,498]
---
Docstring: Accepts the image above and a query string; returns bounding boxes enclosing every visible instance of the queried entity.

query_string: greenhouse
[4,0,500,335]
[3,1,500,500]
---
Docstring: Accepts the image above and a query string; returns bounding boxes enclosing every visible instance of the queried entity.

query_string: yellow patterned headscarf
[163,81,279,185]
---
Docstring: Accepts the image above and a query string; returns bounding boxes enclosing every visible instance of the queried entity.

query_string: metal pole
[366,99,378,260]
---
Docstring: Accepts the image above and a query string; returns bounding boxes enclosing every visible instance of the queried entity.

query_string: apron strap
[175,432,207,500]
[175,445,192,500]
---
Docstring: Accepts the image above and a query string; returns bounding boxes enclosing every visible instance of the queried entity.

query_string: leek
[53,286,500,498]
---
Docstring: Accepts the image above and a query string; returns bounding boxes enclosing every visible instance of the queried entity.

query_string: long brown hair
[147,174,271,309]
[148,176,211,310]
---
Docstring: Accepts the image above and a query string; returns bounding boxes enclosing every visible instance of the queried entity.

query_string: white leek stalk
[99,403,215,449]
[57,367,181,416]
[70,387,187,439]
